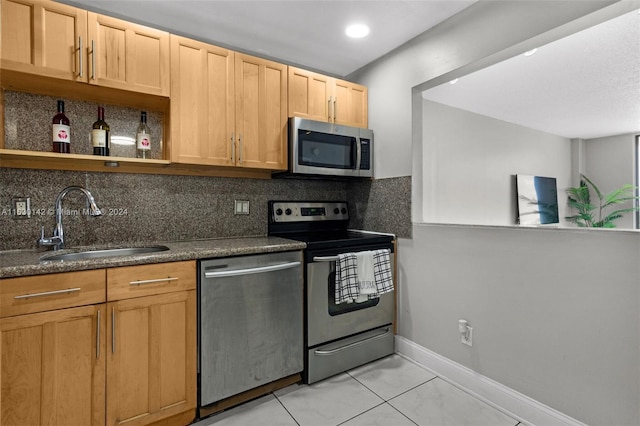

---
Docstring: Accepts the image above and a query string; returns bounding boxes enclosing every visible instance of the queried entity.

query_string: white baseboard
[395,336,587,426]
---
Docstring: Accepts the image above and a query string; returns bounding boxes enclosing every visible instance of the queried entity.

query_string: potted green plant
[565,174,638,227]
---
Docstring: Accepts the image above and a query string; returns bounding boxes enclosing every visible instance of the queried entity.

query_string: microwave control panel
[360,139,371,170]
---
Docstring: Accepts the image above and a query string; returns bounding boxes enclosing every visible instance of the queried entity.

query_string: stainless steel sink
[41,246,170,262]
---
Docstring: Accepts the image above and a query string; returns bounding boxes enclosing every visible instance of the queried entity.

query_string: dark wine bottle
[52,100,70,153]
[91,106,110,156]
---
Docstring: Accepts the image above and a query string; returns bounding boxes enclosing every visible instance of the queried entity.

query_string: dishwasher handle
[204,261,301,279]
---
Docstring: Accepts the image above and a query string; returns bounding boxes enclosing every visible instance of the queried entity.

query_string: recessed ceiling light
[345,23,370,39]
[449,78,459,85]
[523,48,538,57]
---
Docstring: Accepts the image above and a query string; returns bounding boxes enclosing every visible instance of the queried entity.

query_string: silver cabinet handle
[78,36,83,77]
[91,39,96,80]
[204,261,300,278]
[238,134,243,164]
[328,96,332,121]
[96,309,101,359]
[314,327,391,356]
[312,255,339,262]
[14,287,81,299]
[111,307,115,354]
[231,132,235,164]
[333,97,337,122]
[129,277,178,286]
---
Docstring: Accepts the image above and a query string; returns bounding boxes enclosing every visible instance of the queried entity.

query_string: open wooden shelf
[0,149,274,178]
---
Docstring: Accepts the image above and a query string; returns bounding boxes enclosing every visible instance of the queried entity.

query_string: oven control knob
[275,208,283,216]
[341,208,347,214]
[334,208,340,215]
[285,208,292,215]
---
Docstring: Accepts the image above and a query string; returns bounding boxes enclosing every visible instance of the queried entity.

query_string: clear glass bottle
[52,100,70,153]
[91,106,110,156]
[136,111,151,159]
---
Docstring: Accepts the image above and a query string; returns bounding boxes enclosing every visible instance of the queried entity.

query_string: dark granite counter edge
[0,237,307,279]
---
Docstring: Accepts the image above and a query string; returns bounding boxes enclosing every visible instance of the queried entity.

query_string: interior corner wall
[584,133,637,229]
[422,100,572,226]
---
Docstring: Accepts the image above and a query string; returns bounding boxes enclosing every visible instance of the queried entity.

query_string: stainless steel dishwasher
[198,251,303,408]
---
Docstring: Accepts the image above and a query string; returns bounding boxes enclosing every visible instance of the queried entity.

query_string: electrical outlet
[462,326,473,346]
[11,197,31,219]
[234,200,250,215]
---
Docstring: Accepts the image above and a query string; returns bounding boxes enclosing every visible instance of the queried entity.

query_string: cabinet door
[1,0,86,81]
[235,53,287,170]
[0,304,106,426]
[288,67,331,122]
[106,290,196,426]
[170,35,235,166]
[87,12,170,96]
[333,79,368,128]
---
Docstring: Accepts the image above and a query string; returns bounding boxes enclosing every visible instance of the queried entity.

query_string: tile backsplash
[0,168,411,251]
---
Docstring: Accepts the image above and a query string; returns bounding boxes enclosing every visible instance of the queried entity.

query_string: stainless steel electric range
[268,200,395,384]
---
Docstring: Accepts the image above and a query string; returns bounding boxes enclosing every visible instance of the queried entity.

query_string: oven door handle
[312,255,340,262]
[314,327,392,356]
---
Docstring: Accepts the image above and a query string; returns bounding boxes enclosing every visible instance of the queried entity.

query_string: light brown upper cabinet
[86,13,169,96]
[170,35,287,170]
[288,66,368,128]
[0,0,170,96]
[1,0,87,81]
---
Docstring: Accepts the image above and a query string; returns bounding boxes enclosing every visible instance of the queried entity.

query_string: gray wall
[398,224,640,425]
[584,133,637,229]
[421,100,572,226]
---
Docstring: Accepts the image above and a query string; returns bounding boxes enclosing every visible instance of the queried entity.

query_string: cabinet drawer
[0,269,106,318]
[107,261,196,301]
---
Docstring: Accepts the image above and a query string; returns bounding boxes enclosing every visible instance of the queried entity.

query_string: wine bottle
[52,100,70,153]
[136,111,151,159]
[91,106,110,156]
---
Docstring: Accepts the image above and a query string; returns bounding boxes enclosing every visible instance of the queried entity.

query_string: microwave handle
[355,138,362,171]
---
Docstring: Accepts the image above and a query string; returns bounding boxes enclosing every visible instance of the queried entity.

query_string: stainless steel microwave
[277,117,374,179]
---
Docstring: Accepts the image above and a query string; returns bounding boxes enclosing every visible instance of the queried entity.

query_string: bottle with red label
[136,111,151,159]
[52,100,70,153]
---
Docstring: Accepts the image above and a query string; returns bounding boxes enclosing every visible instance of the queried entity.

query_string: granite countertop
[0,236,307,279]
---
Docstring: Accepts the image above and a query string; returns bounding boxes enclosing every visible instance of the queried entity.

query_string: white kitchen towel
[356,250,377,294]
[335,252,359,304]
[335,249,394,304]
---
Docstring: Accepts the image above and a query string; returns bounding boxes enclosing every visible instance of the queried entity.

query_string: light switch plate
[234,200,250,215]
[11,197,31,219]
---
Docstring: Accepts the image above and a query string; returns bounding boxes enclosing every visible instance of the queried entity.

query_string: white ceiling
[62,0,476,77]
[422,8,640,140]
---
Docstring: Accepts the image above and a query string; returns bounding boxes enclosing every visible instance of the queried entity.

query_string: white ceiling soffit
[62,0,476,78]
[422,8,640,140]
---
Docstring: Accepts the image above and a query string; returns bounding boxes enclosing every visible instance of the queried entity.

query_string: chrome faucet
[38,186,103,250]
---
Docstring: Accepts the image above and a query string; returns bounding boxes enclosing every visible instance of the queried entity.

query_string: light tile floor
[194,354,522,426]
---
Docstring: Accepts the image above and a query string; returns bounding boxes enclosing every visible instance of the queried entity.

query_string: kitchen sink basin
[41,246,170,262]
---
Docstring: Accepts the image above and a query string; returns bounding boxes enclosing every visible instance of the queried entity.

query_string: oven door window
[328,270,379,316]
[298,130,356,170]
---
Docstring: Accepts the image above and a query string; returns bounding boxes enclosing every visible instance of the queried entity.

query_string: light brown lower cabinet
[1,304,106,426]
[0,261,197,426]
[106,290,196,426]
